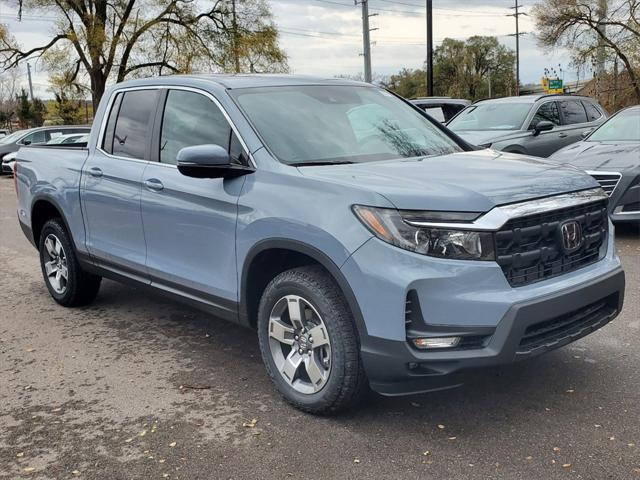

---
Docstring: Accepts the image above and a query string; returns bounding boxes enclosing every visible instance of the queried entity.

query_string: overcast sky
[0,0,576,98]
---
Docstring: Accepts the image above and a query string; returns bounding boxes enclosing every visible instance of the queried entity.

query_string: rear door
[80,88,159,280]
[556,99,592,151]
[140,88,249,317]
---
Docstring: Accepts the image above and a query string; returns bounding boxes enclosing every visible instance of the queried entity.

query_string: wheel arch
[30,196,75,251]
[240,239,368,339]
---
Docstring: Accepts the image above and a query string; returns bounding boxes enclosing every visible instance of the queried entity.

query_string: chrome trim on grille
[405,188,608,231]
[586,171,622,197]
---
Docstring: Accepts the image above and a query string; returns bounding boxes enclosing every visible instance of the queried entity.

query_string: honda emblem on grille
[560,221,583,253]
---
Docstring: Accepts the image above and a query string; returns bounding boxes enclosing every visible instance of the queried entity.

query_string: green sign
[548,79,563,91]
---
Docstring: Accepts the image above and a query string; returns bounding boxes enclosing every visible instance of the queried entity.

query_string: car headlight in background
[353,205,495,261]
[478,143,492,149]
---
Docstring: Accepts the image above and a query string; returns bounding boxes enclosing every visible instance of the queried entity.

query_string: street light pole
[426,0,434,96]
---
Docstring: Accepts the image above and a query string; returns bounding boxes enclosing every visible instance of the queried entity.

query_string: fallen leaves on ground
[242,418,258,428]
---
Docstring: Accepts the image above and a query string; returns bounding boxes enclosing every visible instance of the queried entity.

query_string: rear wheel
[39,218,101,307]
[257,266,367,414]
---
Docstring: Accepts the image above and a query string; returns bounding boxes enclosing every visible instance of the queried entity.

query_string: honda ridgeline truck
[15,76,625,414]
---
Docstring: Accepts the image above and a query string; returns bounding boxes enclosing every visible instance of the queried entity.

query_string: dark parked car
[410,97,470,123]
[0,125,91,174]
[448,94,607,157]
[551,105,640,222]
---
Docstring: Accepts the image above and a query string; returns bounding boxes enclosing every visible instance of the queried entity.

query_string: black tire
[257,266,367,414]
[38,218,102,307]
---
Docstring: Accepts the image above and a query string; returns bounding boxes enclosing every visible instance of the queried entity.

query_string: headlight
[478,143,492,149]
[353,205,495,260]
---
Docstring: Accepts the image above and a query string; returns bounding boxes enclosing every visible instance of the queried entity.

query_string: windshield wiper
[294,160,356,167]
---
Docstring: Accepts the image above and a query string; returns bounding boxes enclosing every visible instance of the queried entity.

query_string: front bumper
[341,227,624,396]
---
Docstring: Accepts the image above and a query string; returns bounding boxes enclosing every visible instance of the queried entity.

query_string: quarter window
[559,100,588,125]
[529,102,561,129]
[102,92,123,154]
[112,89,158,159]
[583,101,603,121]
[160,90,232,165]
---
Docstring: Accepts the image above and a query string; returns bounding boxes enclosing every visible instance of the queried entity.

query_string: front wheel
[39,218,102,307]
[257,266,367,414]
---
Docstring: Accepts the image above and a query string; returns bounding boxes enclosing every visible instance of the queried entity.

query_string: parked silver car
[0,125,91,175]
[448,94,607,157]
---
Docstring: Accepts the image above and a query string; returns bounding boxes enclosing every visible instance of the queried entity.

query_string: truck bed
[16,144,90,249]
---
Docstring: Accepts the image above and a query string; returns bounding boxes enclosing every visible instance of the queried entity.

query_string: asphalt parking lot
[0,175,638,480]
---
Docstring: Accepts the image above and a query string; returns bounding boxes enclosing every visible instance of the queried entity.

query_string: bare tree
[533,0,640,101]
[0,0,288,109]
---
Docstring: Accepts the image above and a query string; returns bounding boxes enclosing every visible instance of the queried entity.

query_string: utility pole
[26,63,34,101]
[426,0,434,96]
[356,0,375,83]
[596,0,607,76]
[231,0,240,73]
[507,1,526,96]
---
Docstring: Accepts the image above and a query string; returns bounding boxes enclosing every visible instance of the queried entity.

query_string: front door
[81,88,159,279]
[522,100,562,157]
[140,89,249,317]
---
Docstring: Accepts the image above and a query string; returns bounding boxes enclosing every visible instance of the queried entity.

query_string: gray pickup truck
[14,75,625,414]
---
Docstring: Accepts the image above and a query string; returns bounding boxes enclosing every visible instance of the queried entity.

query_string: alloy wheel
[43,234,69,294]
[268,295,332,394]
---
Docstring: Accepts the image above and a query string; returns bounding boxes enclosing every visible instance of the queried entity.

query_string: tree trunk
[90,71,107,114]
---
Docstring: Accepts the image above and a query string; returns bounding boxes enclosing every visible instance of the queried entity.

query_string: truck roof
[113,74,369,90]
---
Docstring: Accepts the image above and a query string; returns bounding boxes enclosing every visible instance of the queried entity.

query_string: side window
[160,90,233,165]
[559,100,588,125]
[102,92,123,154]
[583,101,602,122]
[529,102,561,129]
[112,89,158,159]
[21,130,46,145]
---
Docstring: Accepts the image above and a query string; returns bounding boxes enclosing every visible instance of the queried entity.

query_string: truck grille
[517,294,618,354]
[586,171,621,197]
[496,200,608,287]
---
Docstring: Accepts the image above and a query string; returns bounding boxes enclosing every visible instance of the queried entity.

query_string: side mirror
[176,144,254,179]
[22,140,31,146]
[533,121,554,136]
[581,128,594,139]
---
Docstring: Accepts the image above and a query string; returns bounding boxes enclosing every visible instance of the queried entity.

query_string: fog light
[413,337,461,349]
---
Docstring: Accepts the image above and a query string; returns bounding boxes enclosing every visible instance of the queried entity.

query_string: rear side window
[559,100,588,125]
[529,101,561,129]
[583,101,603,121]
[112,89,158,159]
[160,90,232,165]
[424,106,446,123]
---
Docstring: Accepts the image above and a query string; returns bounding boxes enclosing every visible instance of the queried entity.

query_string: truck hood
[297,150,597,212]
[450,129,522,146]
[550,141,640,171]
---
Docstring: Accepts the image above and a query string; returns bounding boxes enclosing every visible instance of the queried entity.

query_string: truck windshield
[587,108,640,142]
[231,85,461,165]
[448,103,531,131]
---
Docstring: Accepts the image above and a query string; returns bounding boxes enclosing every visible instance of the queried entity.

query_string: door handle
[88,167,103,178]
[558,133,568,138]
[144,178,164,191]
